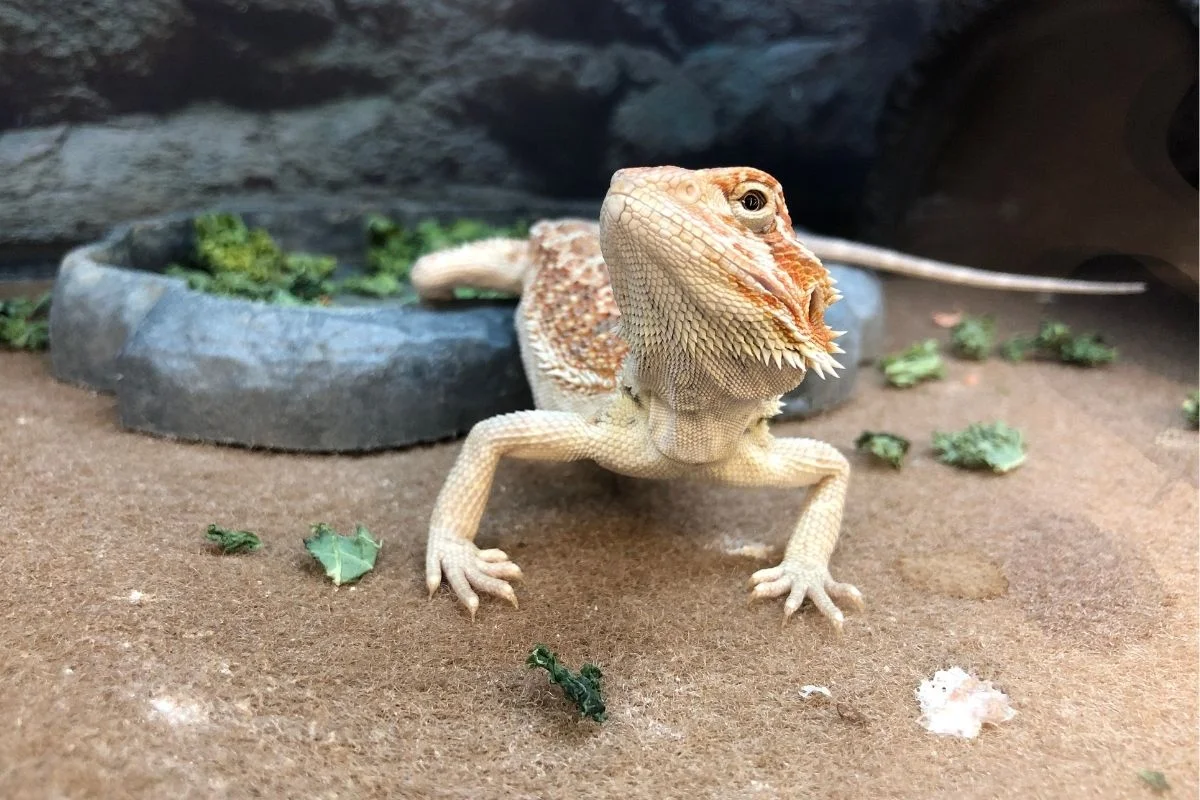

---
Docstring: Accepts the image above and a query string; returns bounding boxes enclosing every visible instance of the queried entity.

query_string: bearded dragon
[412,165,1144,629]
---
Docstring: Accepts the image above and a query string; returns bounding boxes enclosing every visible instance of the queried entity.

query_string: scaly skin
[414,165,1143,629]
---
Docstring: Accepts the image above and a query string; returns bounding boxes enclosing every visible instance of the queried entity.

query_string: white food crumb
[799,685,832,700]
[715,535,774,559]
[916,667,1016,738]
[128,590,145,604]
[149,696,205,726]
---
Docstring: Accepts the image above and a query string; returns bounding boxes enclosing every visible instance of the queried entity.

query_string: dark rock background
[0,0,940,259]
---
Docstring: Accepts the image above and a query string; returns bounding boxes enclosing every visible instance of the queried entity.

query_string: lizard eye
[740,190,767,211]
[730,183,775,231]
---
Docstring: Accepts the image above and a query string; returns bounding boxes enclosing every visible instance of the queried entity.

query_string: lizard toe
[749,559,861,630]
[428,536,524,618]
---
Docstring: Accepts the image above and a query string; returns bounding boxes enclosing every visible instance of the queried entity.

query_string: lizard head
[598,165,845,393]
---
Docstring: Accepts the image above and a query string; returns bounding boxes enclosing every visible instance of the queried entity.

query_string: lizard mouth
[732,261,844,378]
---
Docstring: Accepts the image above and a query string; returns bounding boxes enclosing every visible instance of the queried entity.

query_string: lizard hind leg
[409,237,533,301]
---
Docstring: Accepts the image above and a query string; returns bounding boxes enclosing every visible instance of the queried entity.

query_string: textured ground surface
[1,278,1196,799]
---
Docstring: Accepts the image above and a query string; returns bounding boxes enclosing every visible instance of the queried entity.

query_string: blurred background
[0,0,1195,294]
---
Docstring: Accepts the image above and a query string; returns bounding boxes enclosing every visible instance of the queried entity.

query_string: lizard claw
[426,536,523,619]
[748,560,863,630]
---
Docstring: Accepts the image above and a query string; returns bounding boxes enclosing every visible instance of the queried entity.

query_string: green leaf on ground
[303,523,381,585]
[854,431,911,469]
[879,339,945,388]
[527,644,607,722]
[205,524,262,554]
[998,334,1036,362]
[1137,769,1169,792]
[0,292,52,351]
[999,320,1116,367]
[949,315,995,360]
[933,422,1027,474]
[1055,332,1116,366]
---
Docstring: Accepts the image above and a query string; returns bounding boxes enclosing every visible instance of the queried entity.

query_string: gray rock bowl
[49,199,883,452]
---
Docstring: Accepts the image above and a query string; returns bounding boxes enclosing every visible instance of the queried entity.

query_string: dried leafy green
[452,286,518,301]
[879,339,946,388]
[166,213,337,305]
[999,321,1116,366]
[205,523,262,554]
[1137,770,1169,792]
[0,292,51,351]
[303,522,381,585]
[855,431,911,469]
[527,644,607,722]
[949,315,995,360]
[1184,391,1199,429]
[167,212,527,304]
[933,422,1027,473]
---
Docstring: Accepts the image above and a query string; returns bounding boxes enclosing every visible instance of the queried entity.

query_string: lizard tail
[409,237,534,301]
[801,233,1147,295]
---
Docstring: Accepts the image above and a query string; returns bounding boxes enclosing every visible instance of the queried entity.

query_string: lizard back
[518,219,629,406]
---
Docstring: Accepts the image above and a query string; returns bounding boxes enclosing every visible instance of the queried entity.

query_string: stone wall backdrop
[0,0,944,274]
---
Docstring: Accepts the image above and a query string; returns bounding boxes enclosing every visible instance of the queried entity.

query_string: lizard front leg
[705,435,863,630]
[425,410,593,618]
[425,405,667,618]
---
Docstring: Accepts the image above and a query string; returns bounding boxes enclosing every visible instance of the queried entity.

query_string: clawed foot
[748,560,864,631]
[426,536,523,620]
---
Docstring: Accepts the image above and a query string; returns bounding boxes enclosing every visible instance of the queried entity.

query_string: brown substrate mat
[2,279,1196,799]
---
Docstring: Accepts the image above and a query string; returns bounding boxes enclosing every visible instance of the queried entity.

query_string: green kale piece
[1184,391,1199,429]
[452,286,518,301]
[879,339,946,388]
[1137,769,1169,792]
[168,213,337,304]
[205,523,262,554]
[171,212,530,305]
[303,522,381,585]
[854,431,911,469]
[0,292,51,351]
[997,335,1036,362]
[1054,332,1116,366]
[998,321,1116,367]
[526,644,607,723]
[949,315,995,360]
[932,421,1027,473]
